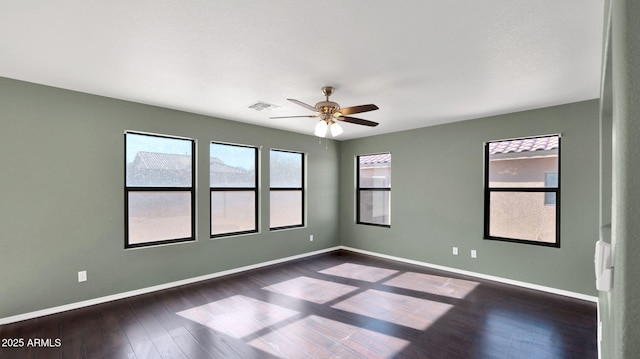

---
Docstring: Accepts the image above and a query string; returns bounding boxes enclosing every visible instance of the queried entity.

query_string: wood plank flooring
[0,250,597,358]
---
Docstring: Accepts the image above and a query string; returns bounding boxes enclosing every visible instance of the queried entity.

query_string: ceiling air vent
[248,102,280,111]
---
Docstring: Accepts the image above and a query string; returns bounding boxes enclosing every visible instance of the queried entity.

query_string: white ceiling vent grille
[248,102,280,111]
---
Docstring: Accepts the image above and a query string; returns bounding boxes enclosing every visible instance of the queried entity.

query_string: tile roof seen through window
[210,157,247,174]
[360,153,391,165]
[489,136,559,155]
[131,152,247,173]
[132,151,191,170]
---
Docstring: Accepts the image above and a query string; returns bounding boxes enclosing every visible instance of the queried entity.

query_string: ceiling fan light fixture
[330,121,343,137]
[314,120,328,137]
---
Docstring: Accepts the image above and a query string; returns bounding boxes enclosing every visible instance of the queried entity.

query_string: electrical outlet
[471,250,477,258]
[309,235,314,241]
[78,270,87,282]
[452,247,459,255]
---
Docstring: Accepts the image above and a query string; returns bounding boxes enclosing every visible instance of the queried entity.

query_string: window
[357,153,391,227]
[484,135,560,247]
[125,132,195,248]
[270,149,304,230]
[544,172,558,205]
[210,142,258,237]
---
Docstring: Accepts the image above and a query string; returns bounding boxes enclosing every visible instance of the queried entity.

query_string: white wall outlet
[471,250,477,258]
[78,270,87,282]
[309,234,314,241]
[452,247,459,255]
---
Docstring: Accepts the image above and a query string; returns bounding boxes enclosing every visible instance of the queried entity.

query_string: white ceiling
[0,1,604,140]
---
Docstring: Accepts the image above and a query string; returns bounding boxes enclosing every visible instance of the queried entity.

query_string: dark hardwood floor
[0,250,597,359]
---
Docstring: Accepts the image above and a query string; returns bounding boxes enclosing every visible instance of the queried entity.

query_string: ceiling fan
[270,86,379,138]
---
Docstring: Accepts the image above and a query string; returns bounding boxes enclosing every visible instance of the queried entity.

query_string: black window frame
[269,149,305,231]
[483,134,561,247]
[210,141,259,238]
[356,153,392,228]
[124,132,196,249]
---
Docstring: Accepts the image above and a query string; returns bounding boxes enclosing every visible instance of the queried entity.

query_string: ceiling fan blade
[339,116,379,127]
[338,104,379,116]
[287,98,317,112]
[269,115,318,119]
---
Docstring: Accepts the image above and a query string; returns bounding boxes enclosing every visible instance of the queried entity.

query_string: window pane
[270,150,302,188]
[489,191,556,243]
[128,192,192,244]
[544,192,557,206]
[488,136,559,188]
[359,154,391,188]
[210,143,256,187]
[270,191,302,228]
[126,133,193,187]
[359,190,391,226]
[211,191,256,235]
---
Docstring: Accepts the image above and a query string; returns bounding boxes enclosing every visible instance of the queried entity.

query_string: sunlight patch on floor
[384,272,479,299]
[176,295,299,338]
[332,289,453,330]
[262,276,359,304]
[249,315,410,359]
[318,262,399,282]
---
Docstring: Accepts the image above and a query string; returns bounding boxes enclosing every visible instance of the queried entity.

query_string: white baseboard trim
[0,247,341,326]
[339,246,598,303]
[1,245,596,325]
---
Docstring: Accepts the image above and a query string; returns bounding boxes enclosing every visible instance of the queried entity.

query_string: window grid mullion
[487,187,559,192]
[210,187,256,191]
[126,187,193,191]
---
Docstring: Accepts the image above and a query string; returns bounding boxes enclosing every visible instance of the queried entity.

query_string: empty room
[1,1,638,358]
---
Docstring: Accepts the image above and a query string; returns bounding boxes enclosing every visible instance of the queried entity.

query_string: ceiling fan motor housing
[316,101,340,115]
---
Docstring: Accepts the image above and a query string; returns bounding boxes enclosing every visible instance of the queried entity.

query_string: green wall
[0,77,341,319]
[340,100,600,296]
